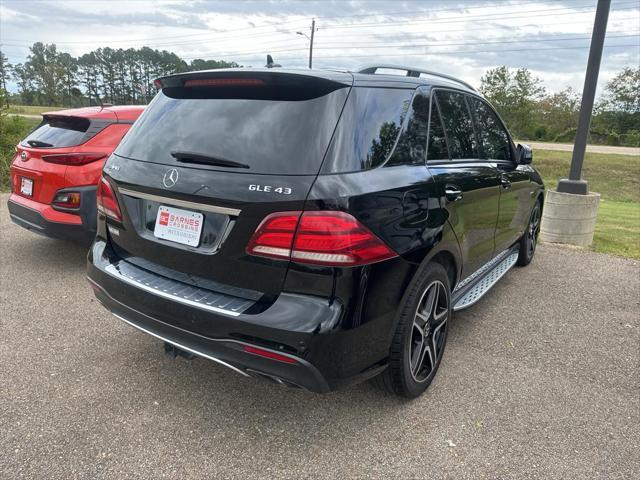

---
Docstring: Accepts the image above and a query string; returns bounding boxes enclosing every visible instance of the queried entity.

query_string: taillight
[96,176,122,221]
[42,153,106,165]
[246,211,398,266]
[246,212,301,260]
[52,191,81,209]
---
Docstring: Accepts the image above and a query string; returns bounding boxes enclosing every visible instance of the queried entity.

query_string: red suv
[8,105,144,242]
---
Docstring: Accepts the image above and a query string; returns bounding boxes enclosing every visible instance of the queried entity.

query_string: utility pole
[297,19,316,69]
[308,18,316,69]
[556,0,611,195]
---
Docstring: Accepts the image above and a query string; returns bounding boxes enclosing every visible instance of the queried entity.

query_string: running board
[452,249,519,311]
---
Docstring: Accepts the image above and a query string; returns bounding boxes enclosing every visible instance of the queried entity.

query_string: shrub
[0,115,36,191]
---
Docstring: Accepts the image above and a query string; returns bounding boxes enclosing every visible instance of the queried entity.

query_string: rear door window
[427,95,449,161]
[468,97,512,161]
[386,87,430,167]
[22,116,90,148]
[434,90,478,160]
[115,87,349,175]
[322,87,414,172]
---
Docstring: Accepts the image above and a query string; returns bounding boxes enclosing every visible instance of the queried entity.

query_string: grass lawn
[6,105,64,115]
[534,149,640,259]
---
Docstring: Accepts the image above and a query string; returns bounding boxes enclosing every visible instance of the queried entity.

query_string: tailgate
[103,69,352,295]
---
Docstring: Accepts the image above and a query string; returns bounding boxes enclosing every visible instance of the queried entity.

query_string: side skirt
[451,246,520,311]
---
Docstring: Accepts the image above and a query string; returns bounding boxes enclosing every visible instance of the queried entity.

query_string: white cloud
[1,0,638,93]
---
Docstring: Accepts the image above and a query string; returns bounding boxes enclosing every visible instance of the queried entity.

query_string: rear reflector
[52,191,81,209]
[42,153,106,166]
[246,211,398,267]
[96,176,122,221]
[184,78,265,87]
[243,345,298,364]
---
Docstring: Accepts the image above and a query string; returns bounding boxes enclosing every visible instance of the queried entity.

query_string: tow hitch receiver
[164,342,197,360]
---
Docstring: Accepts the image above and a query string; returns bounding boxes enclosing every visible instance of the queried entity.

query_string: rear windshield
[22,116,90,148]
[114,87,350,175]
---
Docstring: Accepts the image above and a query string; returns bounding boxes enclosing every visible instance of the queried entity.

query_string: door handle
[445,185,463,202]
[501,177,512,189]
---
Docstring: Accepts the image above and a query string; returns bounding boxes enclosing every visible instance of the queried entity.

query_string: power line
[178,34,638,60]
[3,1,636,48]
[315,0,618,20]
[299,34,640,51]
[311,44,640,60]
[0,0,604,45]
[321,4,639,30]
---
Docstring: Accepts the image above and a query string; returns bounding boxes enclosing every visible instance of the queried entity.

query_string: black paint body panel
[88,68,544,391]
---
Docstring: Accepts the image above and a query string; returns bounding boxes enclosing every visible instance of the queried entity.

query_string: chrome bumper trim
[103,261,253,317]
[118,187,241,216]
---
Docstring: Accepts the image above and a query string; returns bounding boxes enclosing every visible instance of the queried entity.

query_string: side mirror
[517,143,533,164]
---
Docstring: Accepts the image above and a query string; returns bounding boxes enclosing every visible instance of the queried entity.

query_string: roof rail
[357,65,478,92]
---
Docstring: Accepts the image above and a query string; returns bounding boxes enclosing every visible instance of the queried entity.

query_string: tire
[517,199,542,267]
[371,262,451,398]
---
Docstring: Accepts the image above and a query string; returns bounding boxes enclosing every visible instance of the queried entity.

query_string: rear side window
[322,87,413,172]
[435,90,478,160]
[22,116,90,148]
[386,87,430,167]
[115,87,349,175]
[427,96,449,161]
[468,97,512,161]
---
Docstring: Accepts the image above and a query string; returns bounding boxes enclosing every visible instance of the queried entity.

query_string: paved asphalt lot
[1,195,638,479]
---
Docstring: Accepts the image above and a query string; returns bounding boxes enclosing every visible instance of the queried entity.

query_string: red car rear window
[21,116,90,148]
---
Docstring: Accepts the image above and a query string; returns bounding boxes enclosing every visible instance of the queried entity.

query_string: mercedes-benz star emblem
[20,151,28,161]
[162,168,179,188]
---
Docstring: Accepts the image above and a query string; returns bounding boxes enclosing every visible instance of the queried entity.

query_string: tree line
[0,43,638,146]
[0,43,238,107]
[480,66,639,147]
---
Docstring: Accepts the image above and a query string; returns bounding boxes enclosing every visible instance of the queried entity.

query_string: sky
[1,0,638,94]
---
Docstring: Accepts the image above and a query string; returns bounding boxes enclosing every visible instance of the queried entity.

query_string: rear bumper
[8,188,97,243]
[87,239,389,392]
[89,276,331,391]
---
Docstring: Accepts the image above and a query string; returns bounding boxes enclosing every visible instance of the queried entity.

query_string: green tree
[599,67,640,114]
[24,43,67,105]
[537,87,581,141]
[592,67,640,146]
[189,59,240,70]
[0,50,11,107]
[11,63,37,105]
[480,66,545,139]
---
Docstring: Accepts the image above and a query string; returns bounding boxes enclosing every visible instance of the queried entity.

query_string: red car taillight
[246,211,398,267]
[96,177,122,221]
[52,191,81,209]
[42,153,106,165]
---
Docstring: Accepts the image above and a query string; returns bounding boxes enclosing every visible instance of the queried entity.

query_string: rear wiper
[27,140,54,148]
[171,151,250,169]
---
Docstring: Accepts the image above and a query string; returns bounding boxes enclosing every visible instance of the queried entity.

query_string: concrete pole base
[540,190,600,247]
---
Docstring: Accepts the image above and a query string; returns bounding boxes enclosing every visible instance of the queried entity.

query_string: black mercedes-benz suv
[87,65,544,398]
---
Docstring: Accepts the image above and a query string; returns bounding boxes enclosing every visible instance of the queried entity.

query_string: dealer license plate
[153,205,204,247]
[20,177,33,197]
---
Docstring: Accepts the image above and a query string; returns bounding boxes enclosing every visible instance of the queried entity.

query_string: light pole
[297,18,316,69]
[540,0,611,248]
[557,0,611,195]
